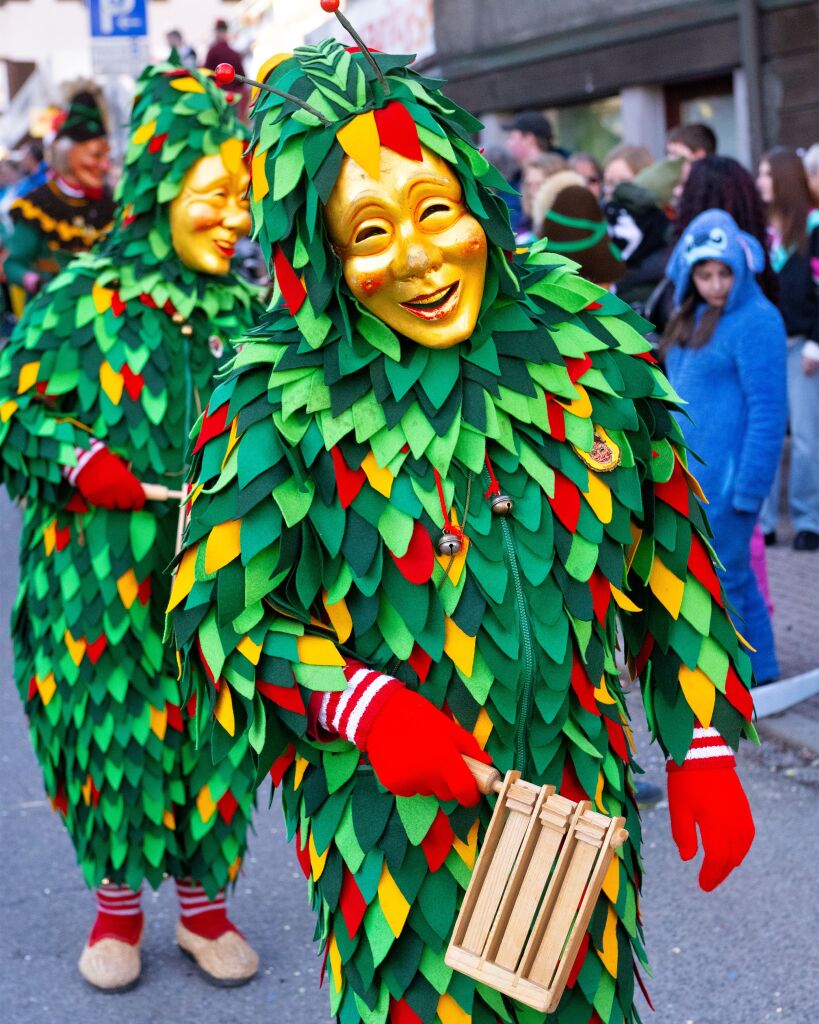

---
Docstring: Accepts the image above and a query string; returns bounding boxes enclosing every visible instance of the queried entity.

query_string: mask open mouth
[214,241,235,258]
[400,282,460,321]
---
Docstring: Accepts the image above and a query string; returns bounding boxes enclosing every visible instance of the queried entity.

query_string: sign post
[89,0,150,78]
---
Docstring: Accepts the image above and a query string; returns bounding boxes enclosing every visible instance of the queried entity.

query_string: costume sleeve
[4,215,42,288]
[618,414,757,766]
[732,304,787,512]
[0,272,106,503]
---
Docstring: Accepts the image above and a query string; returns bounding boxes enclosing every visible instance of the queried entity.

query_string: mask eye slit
[354,225,387,243]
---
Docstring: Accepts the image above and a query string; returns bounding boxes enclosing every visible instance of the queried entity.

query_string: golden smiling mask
[169,139,252,276]
[325,145,488,349]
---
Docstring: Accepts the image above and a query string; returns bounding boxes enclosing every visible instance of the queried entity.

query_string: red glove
[667,729,754,891]
[365,688,491,806]
[73,446,145,511]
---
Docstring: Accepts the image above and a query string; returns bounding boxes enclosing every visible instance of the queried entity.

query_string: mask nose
[394,224,442,280]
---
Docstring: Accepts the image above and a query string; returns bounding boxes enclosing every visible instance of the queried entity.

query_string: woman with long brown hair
[757,148,819,552]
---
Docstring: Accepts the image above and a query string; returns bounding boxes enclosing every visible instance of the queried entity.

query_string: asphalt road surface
[0,490,816,1024]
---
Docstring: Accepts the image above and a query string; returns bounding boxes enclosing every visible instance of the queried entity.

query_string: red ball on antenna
[320,0,340,11]
[214,63,236,86]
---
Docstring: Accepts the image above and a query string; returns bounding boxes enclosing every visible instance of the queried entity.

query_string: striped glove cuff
[667,725,736,772]
[312,661,403,749]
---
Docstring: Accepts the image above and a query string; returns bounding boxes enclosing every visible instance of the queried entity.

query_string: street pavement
[1,489,817,1024]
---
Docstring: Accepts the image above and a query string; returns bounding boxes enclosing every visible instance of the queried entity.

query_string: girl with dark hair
[757,148,819,551]
[663,210,787,683]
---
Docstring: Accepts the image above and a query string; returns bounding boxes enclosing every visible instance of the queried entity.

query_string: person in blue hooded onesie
[662,209,787,682]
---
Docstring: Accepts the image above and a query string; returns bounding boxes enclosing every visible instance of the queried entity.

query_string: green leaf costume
[0,62,263,896]
[170,42,757,1023]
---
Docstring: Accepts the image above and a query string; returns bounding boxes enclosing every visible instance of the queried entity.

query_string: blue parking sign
[89,0,149,39]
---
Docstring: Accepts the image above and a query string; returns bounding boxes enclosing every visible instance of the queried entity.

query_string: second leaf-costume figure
[0,64,263,991]
[171,36,757,1024]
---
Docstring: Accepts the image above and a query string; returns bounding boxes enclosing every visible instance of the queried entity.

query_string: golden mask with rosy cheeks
[325,146,488,349]
[169,139,252,276]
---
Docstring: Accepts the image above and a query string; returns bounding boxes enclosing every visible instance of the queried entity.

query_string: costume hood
[666,209,765,312]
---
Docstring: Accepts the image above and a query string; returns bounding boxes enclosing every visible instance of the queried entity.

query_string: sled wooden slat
[446,759,627,1014]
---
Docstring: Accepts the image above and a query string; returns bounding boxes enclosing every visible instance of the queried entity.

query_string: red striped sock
[175,879,238,940]
[89,884,143,946]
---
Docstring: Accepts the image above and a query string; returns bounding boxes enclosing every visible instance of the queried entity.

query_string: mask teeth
[331,8,391,94]
[234,73,333,127]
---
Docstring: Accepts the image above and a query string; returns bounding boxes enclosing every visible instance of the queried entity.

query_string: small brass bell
[172,312,185,324]
[438,531,462,556]
[180,324,194,337]
[490,493,513,516]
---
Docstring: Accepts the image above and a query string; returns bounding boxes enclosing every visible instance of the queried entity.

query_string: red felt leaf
[86,634,108,664]
[111,291,126,317]
[339,869,367,937]
[634,634,654,679]
[549,470,580,532]
[584,301,603,311]
[256,679,306,714]
[331,445,366,508]
[148,132,167,154]
[654,460,689,516]
[389,998,423,1024]
[65,493,89,513]
[269,743,296,786]
[604,716,629,761]
[121,365,144,401]
[420,809,454,872]
[374,101,423,162]
[185,693,197,718]
[408,643,432,684]
[564,353,592,383]
[166,703,184,732]
[163,299,176,316]
[35,380,48,395]
[560,757,588,802]
[567,930,591,988]
[546,395,566,441]
[217,790,239,824]
[89,777,101,807]
[724,666,753,721]
[53,785,68,816]
[55,525,71,552]
[27,676,37,700]
[589,569,612,625]
[634,350,658,364]
[390,521,434,584]
[571,656,600,716]
[193,403,229,454]
[273,245,307,314]
[295,830,311,878]
[634,958,655,1010]
[137,576,152,605]
[139,292,157,308]
[688,535,724,607]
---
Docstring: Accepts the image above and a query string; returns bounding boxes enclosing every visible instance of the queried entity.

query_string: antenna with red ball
[214,63,332,126]
[319,0,390,94]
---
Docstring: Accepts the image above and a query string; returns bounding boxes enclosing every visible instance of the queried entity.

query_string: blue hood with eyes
[666,209,765,313]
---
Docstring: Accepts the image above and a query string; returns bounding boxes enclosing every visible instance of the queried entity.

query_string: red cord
[484,453,501,498]
[433,468,463,541]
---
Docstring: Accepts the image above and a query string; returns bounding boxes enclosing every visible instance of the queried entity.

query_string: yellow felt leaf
[443,616,476,677]
[150,704,168,741]
[735,626,755,652]
[196,784,217,823]
[602,856,620,904]
[17,361,40,394]
[204,519,242,574]
[238,635,263,666]
[220,137,244,174]
[37,672,56,705]
[679,665,716,727]
[624,722,636,753]
[92,282,114,313]
[170,77,206,93]
[452,819,479,869]
[81,774,93,806]
[214,683,235,736]
[0,400,18,422]
[649,554,684,620]
[117,568,139,610]
[228,855,242,881]
[99,360,124,405]
[378,864,411,938]
[293,756,309,790]
[42,520,56,556]
[599,905,619,977]
[437,994,471,1024]
[64,629,86,666]
[361,451,393,497]
[162,808,176,830]
[221,417,240,469]
[323,593,353,643]
[328,934,343,993]
[189,482,204,505]
[296,634,345,667]
[583,472,612,524]
[132,118,156,145]
[166,544,198,612]
[626,522,642,571]
[336,111,381,180]
[594,770,608,814]
[472,706,493,749]
[255,52,291,86]
[679,457,708,502]
[610,584,641,613]
[558,382,593,418]
[309,829,329,881]
[251,147,269,201]
[594,674,617,706]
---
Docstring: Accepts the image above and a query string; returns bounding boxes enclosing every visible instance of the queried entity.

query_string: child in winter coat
[663,210,787,682]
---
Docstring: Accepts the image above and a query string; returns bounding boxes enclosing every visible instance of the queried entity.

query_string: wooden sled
[445,756,627,1014]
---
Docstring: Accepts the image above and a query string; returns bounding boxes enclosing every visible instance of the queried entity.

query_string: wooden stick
[462,755,503,795]
[141,483,184,502]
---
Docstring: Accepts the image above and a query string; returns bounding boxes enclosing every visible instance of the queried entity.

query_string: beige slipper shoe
[176,921,259,987]
[78,938,142,992]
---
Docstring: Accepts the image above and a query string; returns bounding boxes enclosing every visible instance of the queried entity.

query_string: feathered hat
[55,81,108,143]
